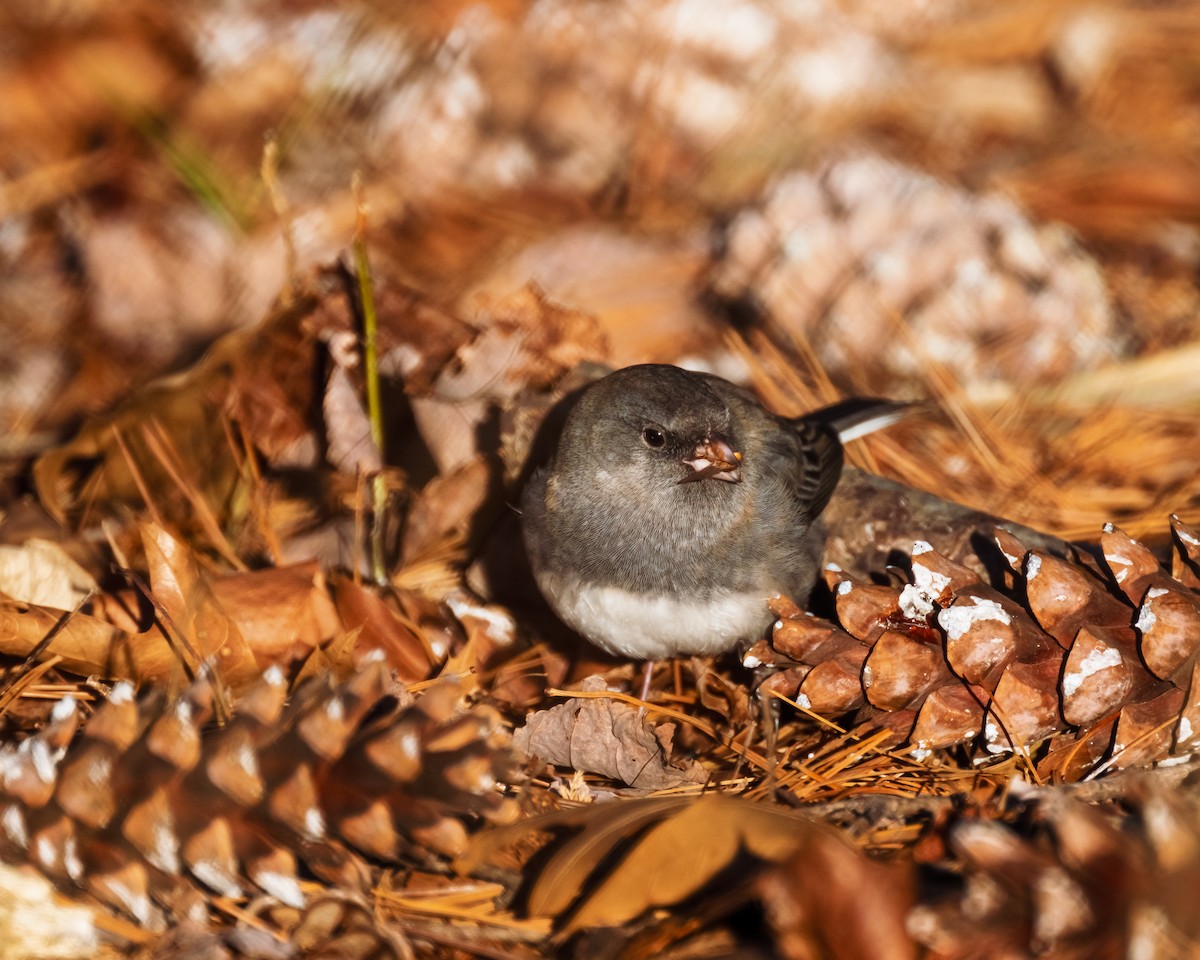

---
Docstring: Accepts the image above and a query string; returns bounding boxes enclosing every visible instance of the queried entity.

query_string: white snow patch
[912,561,951,598]
[146,820,179,874]
[109,681,135,704]
[27,740,55,785]
[256,871,306,908]
[984,721,1011,754]
[50,696,76,723]
[899,584,934,619]
[1026,554,1042,578]
[938,597,1011,640]
[447,595,517,645]
[1,805,27,848]
[1062,646,1123,697]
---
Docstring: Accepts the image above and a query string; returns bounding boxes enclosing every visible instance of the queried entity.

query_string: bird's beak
[680,435,743,483]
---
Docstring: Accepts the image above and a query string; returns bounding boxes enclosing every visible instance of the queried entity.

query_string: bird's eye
[642,427,666,448]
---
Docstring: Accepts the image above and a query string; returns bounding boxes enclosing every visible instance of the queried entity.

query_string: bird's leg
[638,660,657,704]
[758,684,780,795]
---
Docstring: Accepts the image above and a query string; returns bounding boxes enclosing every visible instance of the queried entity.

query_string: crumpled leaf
[466,794,853,938]
[0,528,338,686]
[513,676,708,791]
[409,284,606,475]
[322,355,382,476]
[400,454,494,566]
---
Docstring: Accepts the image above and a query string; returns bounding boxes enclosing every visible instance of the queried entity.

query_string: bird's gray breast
[541,467,763,596]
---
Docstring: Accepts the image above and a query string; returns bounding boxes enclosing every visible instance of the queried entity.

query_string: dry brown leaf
[399,454,494,567]
[0,594,134,676]
[408,284,606,475]
[0,539,96,610]
[141,523,260,690]
[329,575,444,682]
[561,796,816,934]
[211,562,341,666]
[322,360,381,476]
[513,677,708,792]
[760,826,917,960]
[293,627,364,687]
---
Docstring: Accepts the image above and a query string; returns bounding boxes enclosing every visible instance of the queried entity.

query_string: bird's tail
[800,398,913,443]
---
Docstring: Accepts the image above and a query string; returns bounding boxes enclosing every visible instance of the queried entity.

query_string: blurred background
[3,0,1200,540]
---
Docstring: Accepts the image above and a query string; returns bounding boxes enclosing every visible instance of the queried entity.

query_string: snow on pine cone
[706,153,1120,396]
[747,516,1200,778]
[0,656,514,930]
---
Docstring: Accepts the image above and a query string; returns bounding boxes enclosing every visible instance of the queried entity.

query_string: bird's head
[556,364,745,491]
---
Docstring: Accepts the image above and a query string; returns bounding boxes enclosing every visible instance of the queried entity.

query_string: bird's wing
[789,397,911,520]
[786,417,844,523]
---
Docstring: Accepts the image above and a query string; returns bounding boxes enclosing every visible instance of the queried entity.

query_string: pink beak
[681,436,742,483]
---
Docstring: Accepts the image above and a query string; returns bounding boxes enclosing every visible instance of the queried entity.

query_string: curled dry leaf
[322,360,382,476]
[210,562,342,666]
[513,677,708,791]
[399,453,494,567]
[0,592,162,684]
[559,797,812,935]
[444,589,570,709]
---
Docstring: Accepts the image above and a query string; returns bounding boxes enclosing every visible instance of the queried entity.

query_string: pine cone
[707,153,1120,395]
[750,519,1200,778]
[0,658,513,932]
[907,777,1200,958]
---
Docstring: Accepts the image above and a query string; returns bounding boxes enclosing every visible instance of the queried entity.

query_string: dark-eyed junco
[520,364,906,665]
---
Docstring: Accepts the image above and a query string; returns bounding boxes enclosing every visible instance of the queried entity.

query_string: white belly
[540,575,773,659]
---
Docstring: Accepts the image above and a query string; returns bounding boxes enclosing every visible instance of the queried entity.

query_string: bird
[520,363,907,685]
